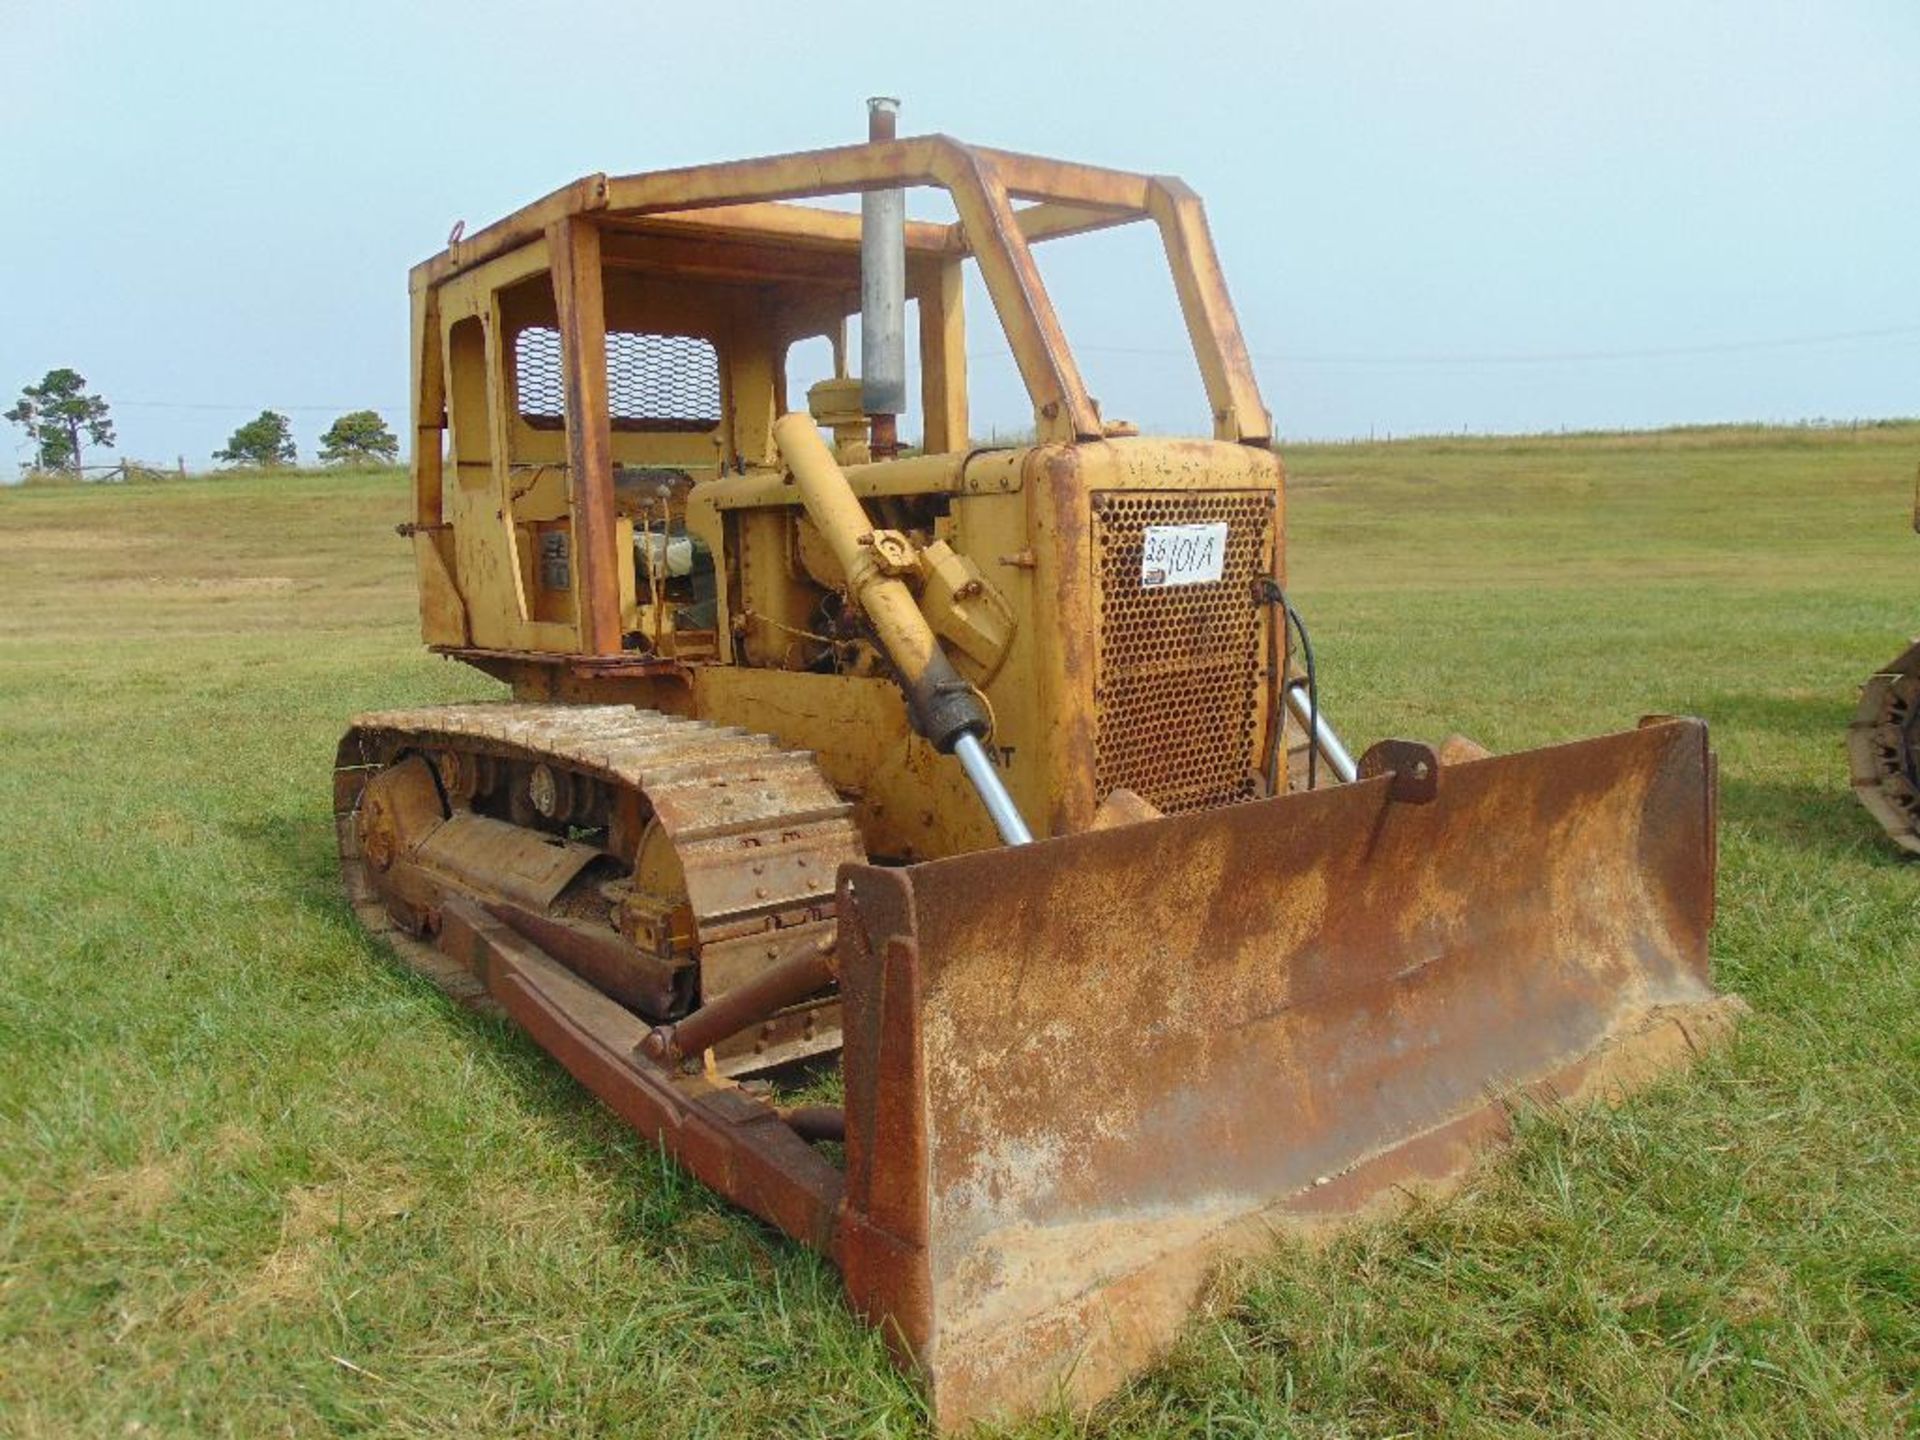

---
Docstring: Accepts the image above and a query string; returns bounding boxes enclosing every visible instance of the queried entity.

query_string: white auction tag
[1139,521,1228,588]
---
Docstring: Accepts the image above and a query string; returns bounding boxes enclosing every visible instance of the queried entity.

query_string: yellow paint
[407,133,1289,853]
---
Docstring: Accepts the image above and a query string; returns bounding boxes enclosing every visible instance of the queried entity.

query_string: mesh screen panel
[1092,491,1274,813]
[513,327,721,433]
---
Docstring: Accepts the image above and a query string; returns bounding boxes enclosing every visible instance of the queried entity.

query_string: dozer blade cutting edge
[832,717,1739,1430]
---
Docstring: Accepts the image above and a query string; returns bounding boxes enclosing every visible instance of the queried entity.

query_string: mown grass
[1,430,1916,1437]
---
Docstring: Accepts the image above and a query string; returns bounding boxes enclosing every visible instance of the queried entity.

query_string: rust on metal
[337,686,1736,1434]
[1849,637,1920,853]
[1090,489,1276,813]
[441,897,846,1250]
[334,110,1746,1436]
[354,755,444,873]
[1844,465,1914,854]
[831,718,1733,1429]
[336,702,863,1072]
[641,931,837,1068]
[488,901,688,1017]
[1357,737,1441,803]
[412,812,602,910]
[547,214,623,656]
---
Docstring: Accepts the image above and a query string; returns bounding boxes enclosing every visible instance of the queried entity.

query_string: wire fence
[12,459,190,486]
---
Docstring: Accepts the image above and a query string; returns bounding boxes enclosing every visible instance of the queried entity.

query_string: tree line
[6,368,400,473]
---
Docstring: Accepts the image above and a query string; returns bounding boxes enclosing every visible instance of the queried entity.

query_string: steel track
[333,702,866,1061]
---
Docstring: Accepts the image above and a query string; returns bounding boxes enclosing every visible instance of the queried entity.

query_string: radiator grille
[1092,491,1275,813]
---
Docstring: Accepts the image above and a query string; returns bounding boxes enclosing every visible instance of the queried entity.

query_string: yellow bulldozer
[1848,467,1919,853]
[335,101,1739,1429]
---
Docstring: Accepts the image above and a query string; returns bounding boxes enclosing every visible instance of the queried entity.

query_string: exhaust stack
[861,96,906,458]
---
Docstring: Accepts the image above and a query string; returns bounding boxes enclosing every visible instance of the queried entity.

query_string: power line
[972,322,1920,369]
[1269,321,1920,366]
[98,321,1920,415]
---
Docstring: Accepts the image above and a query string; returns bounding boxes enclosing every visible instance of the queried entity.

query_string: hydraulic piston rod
[953,731,1033,846]
[1286,684,1359,784]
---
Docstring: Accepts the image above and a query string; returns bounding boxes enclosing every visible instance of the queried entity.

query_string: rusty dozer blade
[832,718,1740,1431]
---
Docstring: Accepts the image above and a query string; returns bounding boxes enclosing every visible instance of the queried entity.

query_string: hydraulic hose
[1260,578,1357,789]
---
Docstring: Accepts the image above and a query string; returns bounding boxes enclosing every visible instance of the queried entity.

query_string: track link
[333,703,866,1063]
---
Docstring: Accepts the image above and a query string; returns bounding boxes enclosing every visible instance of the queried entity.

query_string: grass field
[2,426,1916,1438]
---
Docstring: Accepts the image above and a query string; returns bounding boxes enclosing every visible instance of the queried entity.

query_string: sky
[2,1,1916,468]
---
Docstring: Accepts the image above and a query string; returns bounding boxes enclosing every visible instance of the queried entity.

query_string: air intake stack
[861,96,906,459]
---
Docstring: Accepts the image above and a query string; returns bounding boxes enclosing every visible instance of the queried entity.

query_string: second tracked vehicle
[336,102,1741,1430]
[1848,466,1920,853]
